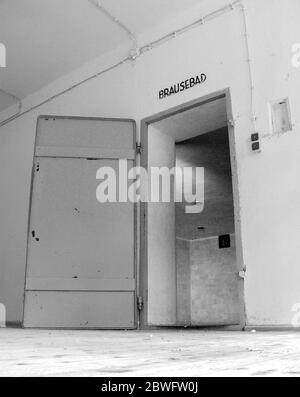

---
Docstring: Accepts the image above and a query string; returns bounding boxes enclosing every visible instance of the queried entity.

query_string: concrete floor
[0,328,300,377]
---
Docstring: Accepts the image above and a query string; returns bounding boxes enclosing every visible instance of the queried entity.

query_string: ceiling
[152,96,228,141]
[0,0,202,112]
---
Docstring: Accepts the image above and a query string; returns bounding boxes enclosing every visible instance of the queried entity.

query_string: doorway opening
[140,91,245,329]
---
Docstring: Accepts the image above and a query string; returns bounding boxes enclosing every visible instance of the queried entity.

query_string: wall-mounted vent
[270,98,292,135]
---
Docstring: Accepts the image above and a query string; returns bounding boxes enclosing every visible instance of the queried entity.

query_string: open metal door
[23,116,137,329]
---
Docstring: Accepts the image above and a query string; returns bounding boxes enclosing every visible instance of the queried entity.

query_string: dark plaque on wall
[219,234,231,249]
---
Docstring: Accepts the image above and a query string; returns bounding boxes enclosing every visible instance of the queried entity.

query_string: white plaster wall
[147,126,176,326]
[176,238,191,326]
[0,0,299,326]
[237,0,300,326]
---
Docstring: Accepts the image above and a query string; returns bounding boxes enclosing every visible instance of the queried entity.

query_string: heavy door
[23,116,136,329]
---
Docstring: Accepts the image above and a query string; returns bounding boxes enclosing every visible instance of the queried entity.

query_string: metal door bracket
[137,296,144,311]
[237,270,246,279]
[136,142,142,155]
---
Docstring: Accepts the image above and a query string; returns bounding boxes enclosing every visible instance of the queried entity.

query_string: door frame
[22,115,138,329]
[139,88,246,330]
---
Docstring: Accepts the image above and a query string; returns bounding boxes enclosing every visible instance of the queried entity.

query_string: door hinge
[228,119,236,127]
[137,296,144,311]
[136,142,142,155]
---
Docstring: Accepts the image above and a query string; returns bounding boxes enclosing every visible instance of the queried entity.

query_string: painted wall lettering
[159,73,207,100]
